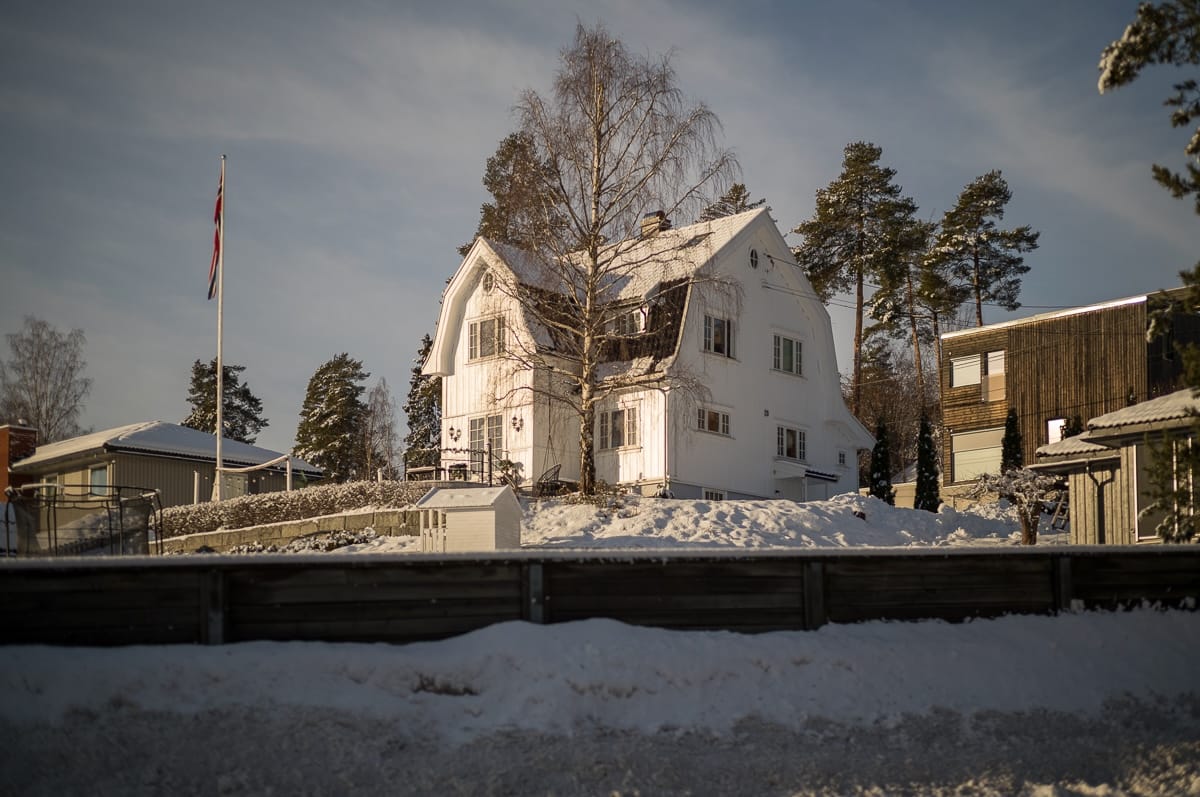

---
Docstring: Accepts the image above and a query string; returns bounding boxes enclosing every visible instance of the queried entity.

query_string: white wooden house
[422,208,872,501]
[416,485,522,552]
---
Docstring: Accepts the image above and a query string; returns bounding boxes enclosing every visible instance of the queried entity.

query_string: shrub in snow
[914,412,940,512]
[162,480,429,537]
[969,468,1059,545]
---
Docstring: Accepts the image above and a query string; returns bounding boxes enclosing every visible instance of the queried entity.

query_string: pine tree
[868,418,895,505]
[402,334,442,470]
[1001,407,1023,473]
[698,183,768,221]
[793,142,919,416]
[1099,0,1200,214]
[293,353,369,483]
[181,359,268,444]
[914,412,941,512]
[928,171,1040,327]
[458,131,564,256]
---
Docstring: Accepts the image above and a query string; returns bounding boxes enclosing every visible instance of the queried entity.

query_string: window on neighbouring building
[469,414,503,473]
[985,350,1006,401]
[89,464,109,497]
[608,309,641,336]
[703,488,727,501]
[42,473,59,496]
[776,426,806,461]
[703,315,735,358]
[772,334,802,376]
[950,355,981,387]
[950,427,1003,482]
[1047,418,1067,444]
[696,407,731,436]
[598,405,640,450]
[838,450,847,467]
[468,317,505,360]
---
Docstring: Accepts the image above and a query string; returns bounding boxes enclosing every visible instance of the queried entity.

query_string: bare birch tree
[495,23,735,494]
[0,316,92,443]
[363,377,400,479]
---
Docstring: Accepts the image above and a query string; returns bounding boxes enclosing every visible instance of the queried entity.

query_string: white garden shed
[415,485,522,552]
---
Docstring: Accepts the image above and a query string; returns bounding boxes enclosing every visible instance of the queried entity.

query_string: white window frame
[772,334,802,376]
[837,450,847,468]
[598,405,640,450]
[89,464,109,497]
[696,407,731,436]
[43,473,59,497]
[703,314,735,358]
[469,414,503,473]
[608,308,642,337]
[950,355,981,387]
[703,488,727,501]
[776,425,806,462]
[468,316,505,361]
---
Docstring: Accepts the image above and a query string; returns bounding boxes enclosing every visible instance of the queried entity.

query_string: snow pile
[3,609,1195,740]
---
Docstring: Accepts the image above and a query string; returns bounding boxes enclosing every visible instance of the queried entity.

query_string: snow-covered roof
[11,421,322,476]
[1034,433,1115,460]
[1086,388,1200,433]
[416,485,520,510]
[941,285,1189,341]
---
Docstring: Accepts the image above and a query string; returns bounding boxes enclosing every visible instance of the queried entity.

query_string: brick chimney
[640,210,671,238]
[1,424,38,494]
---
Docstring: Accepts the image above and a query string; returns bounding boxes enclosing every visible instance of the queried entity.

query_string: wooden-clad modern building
[939,287,1200,486]
[8,421,322,508]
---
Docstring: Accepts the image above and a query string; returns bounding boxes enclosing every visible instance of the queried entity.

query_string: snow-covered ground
[4,495,1197,795]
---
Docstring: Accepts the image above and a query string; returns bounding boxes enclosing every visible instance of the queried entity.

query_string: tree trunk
[972,249,984,327]
[1019,508,1039,545]
[904,270,925,406]
[852,261,864,417]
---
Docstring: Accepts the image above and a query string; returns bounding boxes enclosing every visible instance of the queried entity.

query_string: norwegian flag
[207,167,223,300]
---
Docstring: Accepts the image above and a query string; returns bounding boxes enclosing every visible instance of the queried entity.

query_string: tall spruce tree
[868,418,896,505]
[914,412,941,512]
[402,334,442,470]
[181,359,268,444]
[698,183,768,221]
[928,171,1040,327]
[458,131,564,256]
[293,353,369,483]
[1001,407,1023,473]
[793,142,918,416]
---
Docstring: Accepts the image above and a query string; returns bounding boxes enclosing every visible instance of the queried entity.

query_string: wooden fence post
[202,569,227,644]
[803,560,826,630]
[524,562,546,624]
[1053,555,1073,613]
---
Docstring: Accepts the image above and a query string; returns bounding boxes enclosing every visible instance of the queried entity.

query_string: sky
[1,0,1197,456]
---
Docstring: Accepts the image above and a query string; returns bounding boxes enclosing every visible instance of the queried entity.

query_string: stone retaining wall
[160,509,421,554]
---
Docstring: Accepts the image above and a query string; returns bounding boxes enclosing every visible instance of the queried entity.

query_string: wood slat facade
[940,290,1198,485]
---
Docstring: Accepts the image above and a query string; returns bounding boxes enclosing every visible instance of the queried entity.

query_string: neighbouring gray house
[1033,388,1199,545]
[416,485,522,552]
[9,421,322,509]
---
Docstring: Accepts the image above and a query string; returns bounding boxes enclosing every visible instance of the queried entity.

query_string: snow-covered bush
[162,480,430,537]
[968,468,1059,545]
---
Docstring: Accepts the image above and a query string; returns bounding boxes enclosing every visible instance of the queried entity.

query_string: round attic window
[749,249,759,269]
[481,271,495,293]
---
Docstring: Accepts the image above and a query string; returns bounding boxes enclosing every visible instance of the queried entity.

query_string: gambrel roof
[424,208,798,379]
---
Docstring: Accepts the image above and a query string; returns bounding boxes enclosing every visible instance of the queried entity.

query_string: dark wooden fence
[2,547,1198,647]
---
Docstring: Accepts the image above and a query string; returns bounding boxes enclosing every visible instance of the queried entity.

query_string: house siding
[941,291,1196,485]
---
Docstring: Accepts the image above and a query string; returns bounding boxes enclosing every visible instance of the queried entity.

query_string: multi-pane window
[469,414,503,473]
[89,464,109,497]
[696,407,730,436]
[772,334,802,375]
[608,309,641,336]
[468,317,505,360]
[598,406,640,450]
[703,315,734,357]
[776,426,806,461]
[838,450,847,467]
[703,488,727,501]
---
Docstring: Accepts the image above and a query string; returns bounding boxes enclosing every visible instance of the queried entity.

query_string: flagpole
[215,154,226,501]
